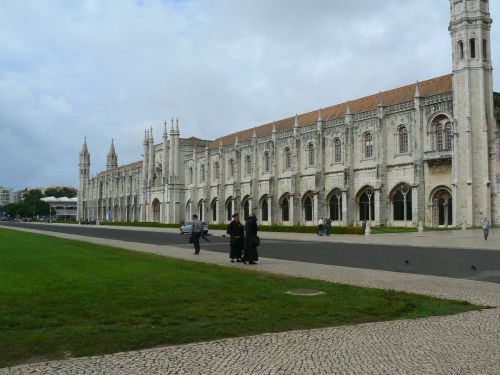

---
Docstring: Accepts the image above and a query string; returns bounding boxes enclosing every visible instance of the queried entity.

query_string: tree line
[0,187,76,219]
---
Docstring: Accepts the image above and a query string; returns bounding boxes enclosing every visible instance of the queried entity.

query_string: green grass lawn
[0,228,483,368]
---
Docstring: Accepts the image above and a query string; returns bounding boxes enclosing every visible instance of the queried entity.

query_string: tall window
[264,152,270,173]
[200,165,205,182]
[436,122,452,151]
[243,200,249,220]
[282,198,289,221]
[307,143,315,166]
[364,133,373,158]
[189,167,193,184]
[436,124,444,151]
[334,138,341,162]
[304,196,313,221]
[226,200,232,221]
[284,147,291,169]
[483,39,487,60]
[262,200,269,221]
[329,194,342,221]
[393,189,412,221]
[444,123,452,150]
[470,38,476,59]
[229,159,234,178]
[458,40,464,60]
[214,162,219,180]
[245,155,251,176]
[399,126,408,154]
[211,200,217,222]
[359,192,375,221]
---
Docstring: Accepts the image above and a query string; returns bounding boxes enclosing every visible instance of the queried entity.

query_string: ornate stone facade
[78,0,500,227]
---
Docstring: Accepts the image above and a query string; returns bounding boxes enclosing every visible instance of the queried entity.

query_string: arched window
[364,132,373,158]
[334,138,342,162]
[243,200,249,220]
[189,167,193,184]
[304,196,313,221]
[329,194,342,221]
[399,126,408,154]
[483,39,487,60]
[284,147,291,169]
[229,159,234,178]
[307,143,315,166]
[245,155,251,176]
[393,189,412,221]
[359,192,375,221]
[226,199,232,221]
[211,200,217,222]
[458,40,464,60]
[444,123,452,150]
[264,152,270,173]
[200,165,205,182]
[262,200,269,221]
[436,124,444,151]
[470,38,476,59]
[282,198,289,221]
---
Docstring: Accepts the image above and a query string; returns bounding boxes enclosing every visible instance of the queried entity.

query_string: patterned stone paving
[1,226,499,375]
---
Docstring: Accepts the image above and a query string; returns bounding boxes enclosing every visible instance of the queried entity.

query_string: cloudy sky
[1,0,499,191]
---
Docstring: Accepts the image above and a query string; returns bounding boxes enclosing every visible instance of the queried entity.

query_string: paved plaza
[1,225,499,374]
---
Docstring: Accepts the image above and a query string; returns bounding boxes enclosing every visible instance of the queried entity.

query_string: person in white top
[481,216,490,240]
[318,218,325,236]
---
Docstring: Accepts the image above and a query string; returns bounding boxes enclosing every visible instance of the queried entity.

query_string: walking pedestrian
[324,218,332,237]
[243,213,259,264]
[482,216,490,240]
[191,214,203,254]
[318,217,325,236]
[226,213,244,262]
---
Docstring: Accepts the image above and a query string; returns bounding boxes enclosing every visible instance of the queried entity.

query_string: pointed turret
[378,92,384,107]
[175,118,179,134]
[163,120,168,139]
[106,139,118,170]
[317,108,323,122]
[79,136,90,175]
[414,81,421,98]
[345,101,352,115]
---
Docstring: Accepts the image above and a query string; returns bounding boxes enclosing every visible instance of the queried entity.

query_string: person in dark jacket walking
[226,213,245,262]
[243,213,259,264]
[191,214,203,254]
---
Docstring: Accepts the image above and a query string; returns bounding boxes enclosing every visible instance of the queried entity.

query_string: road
[1,222,499,284]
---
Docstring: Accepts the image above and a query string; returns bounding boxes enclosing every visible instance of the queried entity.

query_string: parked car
[180,221,208,235]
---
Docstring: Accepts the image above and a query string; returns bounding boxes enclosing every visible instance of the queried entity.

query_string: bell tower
[449,0,495,225]
[78,137,90,221]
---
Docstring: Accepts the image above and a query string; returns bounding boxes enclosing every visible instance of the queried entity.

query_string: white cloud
[0,0,498,190]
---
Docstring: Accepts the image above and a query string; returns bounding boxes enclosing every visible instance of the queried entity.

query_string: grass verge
[0,227,483,368]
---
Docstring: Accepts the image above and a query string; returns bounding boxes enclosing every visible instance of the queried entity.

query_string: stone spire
[163,120,168,139]
[175,118,179,134]
[106,139,118,170]
[252,127,257,138]
[80,136,89,156]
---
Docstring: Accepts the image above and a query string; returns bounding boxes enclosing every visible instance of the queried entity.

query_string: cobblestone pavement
[1,226,499,375]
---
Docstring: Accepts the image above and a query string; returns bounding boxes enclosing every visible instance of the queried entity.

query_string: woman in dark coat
[243,213,259,264]
[226,213,245,262]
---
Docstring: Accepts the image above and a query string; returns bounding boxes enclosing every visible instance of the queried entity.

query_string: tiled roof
[208,74,452,149]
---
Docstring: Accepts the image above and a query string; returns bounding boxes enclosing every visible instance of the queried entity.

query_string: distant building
[0,186,15,206]
[79,0,500,227]
[41,197,78,221]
